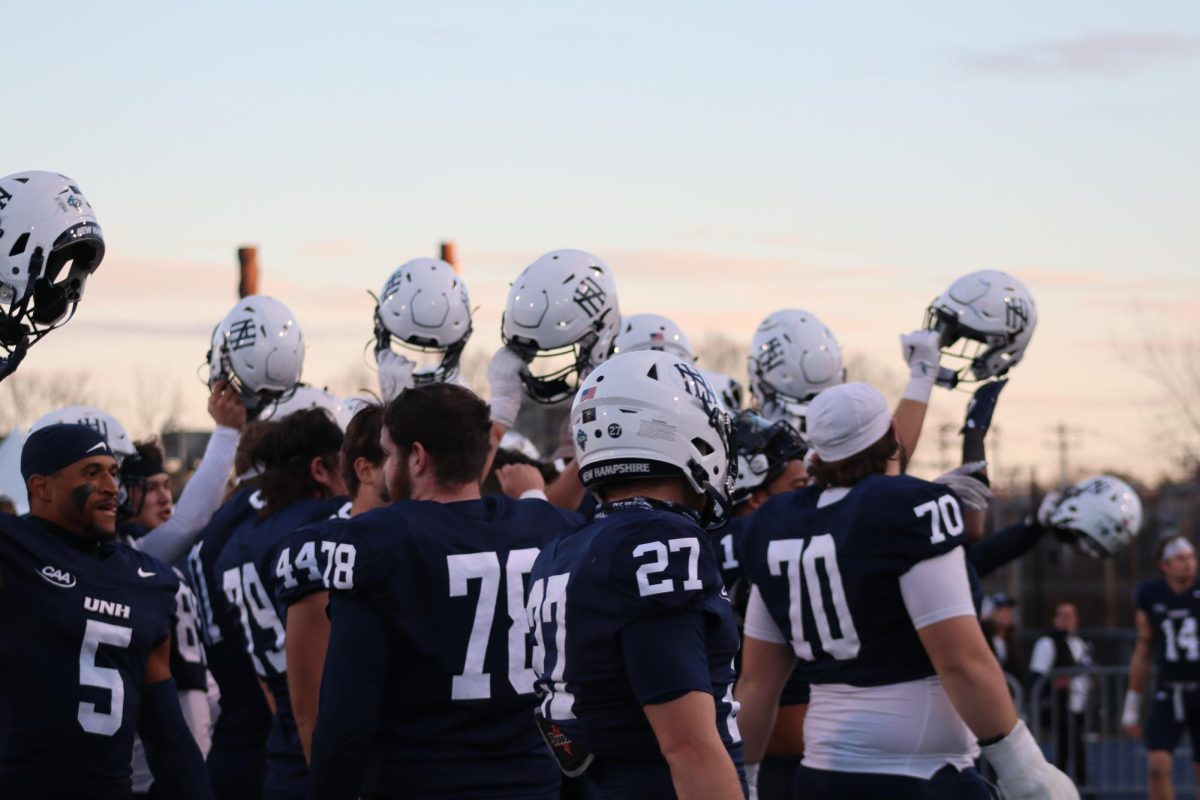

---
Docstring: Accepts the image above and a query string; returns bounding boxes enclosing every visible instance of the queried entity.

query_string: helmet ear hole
[8,233,29,257]
[692,437,714,456]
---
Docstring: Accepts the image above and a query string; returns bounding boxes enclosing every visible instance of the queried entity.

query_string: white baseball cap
[806,382,893,462]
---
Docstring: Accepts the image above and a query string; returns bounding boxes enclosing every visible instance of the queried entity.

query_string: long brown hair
[808,427,899,488]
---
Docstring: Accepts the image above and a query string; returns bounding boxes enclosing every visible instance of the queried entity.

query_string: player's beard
[72,484,117,539]
[388,457,413,501]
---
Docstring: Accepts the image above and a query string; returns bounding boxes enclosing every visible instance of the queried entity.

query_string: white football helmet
[699,368,745,413]
[502,249,620,404]
[748,309,844,410]
[207,295,305,419]
[258,385,353,430]
[572,350,734,526]
[29,406,135,461]
[374,258,472,384]
[924,270,1037,387]
[500,430,543,462]
[0,172,105,373]
[1049,475,1142,558]
[612,313,694,362]
[730,411,807,505]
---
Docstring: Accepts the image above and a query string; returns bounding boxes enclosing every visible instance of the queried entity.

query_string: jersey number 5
[78,619,133,736]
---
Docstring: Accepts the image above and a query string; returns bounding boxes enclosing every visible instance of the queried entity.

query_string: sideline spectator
[1030,601,1092,791]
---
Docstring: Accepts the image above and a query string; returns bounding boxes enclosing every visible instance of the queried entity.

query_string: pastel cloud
[962,33,1200,77]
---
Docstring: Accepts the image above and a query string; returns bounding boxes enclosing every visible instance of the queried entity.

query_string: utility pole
[1048,422,1083,488]
[440,240,458,273]
[938,422,955,472]
[237,246,259,298]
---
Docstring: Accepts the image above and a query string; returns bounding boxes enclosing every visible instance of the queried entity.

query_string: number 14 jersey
[1136,578,1200,684]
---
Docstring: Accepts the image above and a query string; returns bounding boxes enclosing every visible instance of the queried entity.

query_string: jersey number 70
[768,534,861,661]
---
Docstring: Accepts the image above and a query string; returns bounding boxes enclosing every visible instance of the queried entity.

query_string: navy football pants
[793,763,998,800]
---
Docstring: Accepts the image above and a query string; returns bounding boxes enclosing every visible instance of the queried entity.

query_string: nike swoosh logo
[86,442,107,453]
[137,567,156,578]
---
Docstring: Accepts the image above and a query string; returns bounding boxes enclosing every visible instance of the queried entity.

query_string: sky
[4,1,1199,487]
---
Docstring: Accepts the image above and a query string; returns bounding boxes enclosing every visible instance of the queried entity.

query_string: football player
[373,257,473,399]
[0,425,211,799]
[720,411,809,799]
[735,382,1076,800]
[0,171,105,381]
[526,350,745,800]
[275,403,389,760]
[184,422,276,800]
[215,409,347,799]
[1124,532,1198,800]
[308,383,581,799]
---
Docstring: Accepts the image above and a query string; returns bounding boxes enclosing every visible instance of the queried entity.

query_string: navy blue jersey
[710,513,752,593]
[309,495,582,799]
[215,495,345,797]
[182,487,272,750]
[527,499,742,767]
[118,522,208,693]
[742,475,967,687]
[0,515,177,799]
[273,500,352,609]
[576,491,599,519]
[1136,578,1200,684]
[168,565,208,692]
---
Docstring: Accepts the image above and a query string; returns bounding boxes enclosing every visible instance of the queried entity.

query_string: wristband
[980,719,1046,775]
[902,373,935,404]
[745,762,759,800]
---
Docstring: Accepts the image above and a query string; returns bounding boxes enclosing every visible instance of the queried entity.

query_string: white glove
[981,720,1080,800]
[1122,690,1141,728]
[934,461,992,512]
[376,349,416,402]
[900,330,940,402]
[1037,490,1063,529]
[487,346,529,429]
[744,762,759,800]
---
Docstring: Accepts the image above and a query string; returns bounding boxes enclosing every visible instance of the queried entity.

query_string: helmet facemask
[220,349,297,420]
[1,227,104,359]
[923,304,1024,386]
[373,309,472,385]
[504,326,606,405]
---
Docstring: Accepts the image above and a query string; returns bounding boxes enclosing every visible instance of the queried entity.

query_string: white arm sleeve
[134,426,239,564]
[744,585,788,645]
[1029,637,1055,675]
[519,489,549,501]
[898,547,977,630]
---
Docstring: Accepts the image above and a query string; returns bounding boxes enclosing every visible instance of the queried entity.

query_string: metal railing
[1027,665,1197,796]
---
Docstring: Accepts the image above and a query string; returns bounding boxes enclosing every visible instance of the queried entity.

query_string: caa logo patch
[39,566,76,588]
